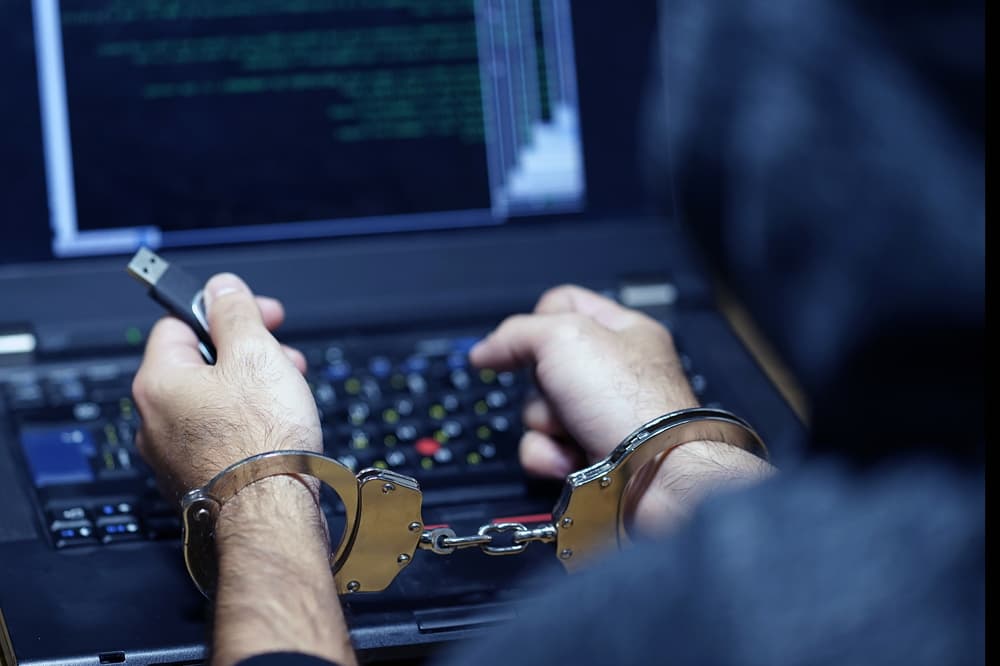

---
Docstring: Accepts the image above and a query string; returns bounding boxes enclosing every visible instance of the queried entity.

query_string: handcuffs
[180,407,767,597]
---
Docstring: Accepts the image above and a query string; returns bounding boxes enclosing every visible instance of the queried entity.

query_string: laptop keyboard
[2,328,714,551]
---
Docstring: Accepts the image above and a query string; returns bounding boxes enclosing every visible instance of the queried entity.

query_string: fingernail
[204,273,246,307]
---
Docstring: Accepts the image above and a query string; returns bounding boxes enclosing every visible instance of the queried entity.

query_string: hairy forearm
[634,440,777,536]
[212,476,356,666]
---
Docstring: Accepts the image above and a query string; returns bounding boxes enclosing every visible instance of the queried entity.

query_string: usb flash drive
[126,247,216,364]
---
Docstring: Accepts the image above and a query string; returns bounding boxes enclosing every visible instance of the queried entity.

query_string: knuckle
[551,314,589,342]
[131,369,161,408]
[538,284,572,304]
[495,313,530,337]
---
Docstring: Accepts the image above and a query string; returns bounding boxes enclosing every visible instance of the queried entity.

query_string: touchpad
[0,436,40,542]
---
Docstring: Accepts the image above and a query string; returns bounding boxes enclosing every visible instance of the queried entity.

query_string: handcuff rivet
[397,554,411,564]
[346,580,361,593]
[599,476,613,488]
[560,517,573,528]
[559,549,574,560]
[195,508,210,522]
[408,522,422,532]
[382,483,396,494]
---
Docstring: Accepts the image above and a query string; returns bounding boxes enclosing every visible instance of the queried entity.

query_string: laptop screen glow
[29,0,586,258]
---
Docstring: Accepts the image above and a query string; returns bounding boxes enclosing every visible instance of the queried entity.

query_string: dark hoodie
[447,1,985,664]
[242,1,984,664]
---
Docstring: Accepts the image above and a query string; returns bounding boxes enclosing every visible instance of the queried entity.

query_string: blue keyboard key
[326,361,352,381]
[21,427,96,487]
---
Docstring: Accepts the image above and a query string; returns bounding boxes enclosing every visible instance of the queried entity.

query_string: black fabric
[441,462,984,666]
[642,0,984,464]
[431,1,984,665]
[236,653,342,666]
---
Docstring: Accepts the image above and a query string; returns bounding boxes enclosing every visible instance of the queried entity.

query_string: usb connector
[126,247,170,287]
[126,247,216,364]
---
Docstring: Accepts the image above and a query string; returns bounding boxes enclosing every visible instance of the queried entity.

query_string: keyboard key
[385,449,408,469]
[489,415,513,433]
[497,372,517,388]
[326,361,353,382]
[46,375,87,405]
[450,370,471,391]
[369,356,393,378]
[51,522,99,548]
[314,381,337,409]
[447,352,468,370]
[680,354,694,373]
[20,427,96,487]
[395,423,419,443]
[404,355,429,374]
[360,377,382,401]
[452,337,480,354]
[73,402,101,421]
[415,437,441,457]
[48,506,91,528]
[349,429,373,451]
[97,516,143,544]
[325,346,346,364]
[388,373,408,393]
[95,501,137,518]
[433,447,455,465]
[393,397,416,417]
[347,402,371,426]
[485,390,509,410]
[7,382,46,410]
[441,393,461,413]
[406,373,428,396]
[439,420,464,440]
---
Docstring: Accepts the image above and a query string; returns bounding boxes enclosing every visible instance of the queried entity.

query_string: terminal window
[33,0,586,257]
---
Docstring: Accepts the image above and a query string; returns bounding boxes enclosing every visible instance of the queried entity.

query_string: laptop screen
[1,1,659,265]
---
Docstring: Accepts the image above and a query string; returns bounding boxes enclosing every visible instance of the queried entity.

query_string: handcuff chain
[419,522,558,557]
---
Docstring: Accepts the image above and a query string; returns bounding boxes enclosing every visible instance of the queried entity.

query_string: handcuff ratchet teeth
[181,408,766,597]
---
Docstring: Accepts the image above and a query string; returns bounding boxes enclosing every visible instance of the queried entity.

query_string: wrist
[216,474,330,567]
[632,439,776,535]
[212,475,355,666]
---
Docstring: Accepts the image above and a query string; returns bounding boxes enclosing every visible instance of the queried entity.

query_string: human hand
[132,273,355,666]
[132,272,318,502]
[470,285,774,533]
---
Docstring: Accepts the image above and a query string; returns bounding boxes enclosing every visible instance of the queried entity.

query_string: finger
[519,430,585,480]
[140,316,205,372]
[256,296,285,331]
[469,313,587,370]
[282,344,307,374]
[535,284,642,332]
[522,396,567,437]
[203,273,276,356]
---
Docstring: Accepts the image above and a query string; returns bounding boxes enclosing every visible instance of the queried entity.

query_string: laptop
[0,1,805,664]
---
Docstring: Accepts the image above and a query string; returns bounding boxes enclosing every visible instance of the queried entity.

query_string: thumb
[204,273,275,359]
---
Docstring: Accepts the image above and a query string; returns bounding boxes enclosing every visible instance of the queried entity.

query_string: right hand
[470,285,774,533]
[132,273,320,504]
